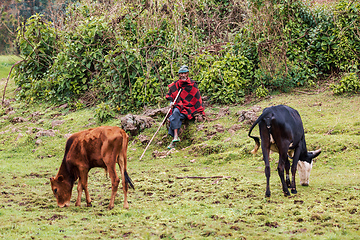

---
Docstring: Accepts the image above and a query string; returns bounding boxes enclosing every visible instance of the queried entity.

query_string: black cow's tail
[248,113,264,155]
[124,170,135,190]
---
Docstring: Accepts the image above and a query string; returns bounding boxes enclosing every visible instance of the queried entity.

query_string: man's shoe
[167,142,176,149]
[172,136,180,142]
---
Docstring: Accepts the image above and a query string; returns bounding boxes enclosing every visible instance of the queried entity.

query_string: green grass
[0,55,360,239]
[0,55,21,79]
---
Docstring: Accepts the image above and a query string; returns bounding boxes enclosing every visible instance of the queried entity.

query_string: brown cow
[50,126,134,209]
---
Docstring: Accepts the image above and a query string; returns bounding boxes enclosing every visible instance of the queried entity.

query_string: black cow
[248,105,321,197]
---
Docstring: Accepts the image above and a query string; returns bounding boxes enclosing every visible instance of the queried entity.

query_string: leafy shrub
[331,72,360,95]
[14,14,56,101]
[198,52,254,104]
[255,85,269,98]
[11,0,360,111]
[95,102,115,123]
[332,1,360,71]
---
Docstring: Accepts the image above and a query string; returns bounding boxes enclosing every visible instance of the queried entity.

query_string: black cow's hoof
[265,191,271,198]
[291,189,297,194]
[286,180,291,188]
[284,191,290,196]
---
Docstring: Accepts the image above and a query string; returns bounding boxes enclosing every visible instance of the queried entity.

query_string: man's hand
[169,102,174,108]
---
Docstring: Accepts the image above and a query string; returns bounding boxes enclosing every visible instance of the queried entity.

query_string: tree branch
[2,60,24,106]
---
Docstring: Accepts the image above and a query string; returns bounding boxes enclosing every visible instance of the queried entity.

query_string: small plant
[94,102,115,123]
[255,85,269,98]
[331,72,360,95]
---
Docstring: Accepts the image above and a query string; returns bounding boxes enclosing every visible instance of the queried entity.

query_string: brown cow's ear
[57,175,64,182]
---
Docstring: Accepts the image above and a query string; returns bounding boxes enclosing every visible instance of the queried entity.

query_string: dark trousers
[168,108,187,137]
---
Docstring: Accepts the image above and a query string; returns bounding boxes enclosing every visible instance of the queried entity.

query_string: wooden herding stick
[139,89,182,161]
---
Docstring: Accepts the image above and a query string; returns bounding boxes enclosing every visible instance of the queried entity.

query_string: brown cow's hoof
[87,203,92,207]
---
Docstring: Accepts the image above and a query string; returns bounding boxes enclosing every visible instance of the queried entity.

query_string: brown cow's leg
[75,180,82,206]
[107,164,120,210]
[76,170,92,207]
[121,169,129,209]
[118,156,129,209]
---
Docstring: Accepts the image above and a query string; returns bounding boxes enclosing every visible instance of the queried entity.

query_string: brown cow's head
[50,175,72,207]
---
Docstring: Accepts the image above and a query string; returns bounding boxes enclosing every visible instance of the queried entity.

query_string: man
[165,65,205,149]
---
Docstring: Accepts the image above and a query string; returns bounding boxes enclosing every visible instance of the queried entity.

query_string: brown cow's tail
[124,170,135,190]
[248,114,262,155]
[122,131,134,190]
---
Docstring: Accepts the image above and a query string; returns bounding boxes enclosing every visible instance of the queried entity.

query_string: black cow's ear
[311,149,322,158]
[58,175,64,182]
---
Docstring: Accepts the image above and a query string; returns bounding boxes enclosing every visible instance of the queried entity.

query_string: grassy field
[0,56,359,239]
[0,55,21,79]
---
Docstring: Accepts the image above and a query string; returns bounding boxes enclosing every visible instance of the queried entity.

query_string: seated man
[166,65,205,149]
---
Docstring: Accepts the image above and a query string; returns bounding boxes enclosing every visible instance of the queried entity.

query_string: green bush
[331,72,360,95]
[14,14,56,101]
[198,52,254,104]
[11,0,360,111]
[95,102,115,123]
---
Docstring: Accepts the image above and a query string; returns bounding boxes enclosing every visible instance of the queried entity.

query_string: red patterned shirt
[166,78,205,119]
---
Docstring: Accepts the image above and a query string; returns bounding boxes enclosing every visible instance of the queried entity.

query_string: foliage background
[3,0,360,114]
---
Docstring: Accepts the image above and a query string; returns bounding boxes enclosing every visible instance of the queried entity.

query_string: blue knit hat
[178,65,189,73]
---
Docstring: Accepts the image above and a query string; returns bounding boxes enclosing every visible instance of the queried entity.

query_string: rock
[217,107,230,118]
[58,103,68,109]
[64,133,72,139]
[84,122,96,128]
[29,111,42,118]
[51,120,64,128]
[121,114,155,136]
[142,107,170,117]
[2,99,10,107]
[228,124,242,135]
[5,106,13,114]
[35,130,57,138]
[35,139,42,145]
[7,110,15,115]
[237,106,262,125]
[213,124,224,133]
[11,117,27,123]
[138,134,149,144]
[152,149,175,158]
[15,133,23,141]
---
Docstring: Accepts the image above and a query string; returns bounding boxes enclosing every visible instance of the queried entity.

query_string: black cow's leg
[290,149,301,194]
[278,152,290,196]
[259,125,271,197]
[285,158,291,188]
[264,157,271,197]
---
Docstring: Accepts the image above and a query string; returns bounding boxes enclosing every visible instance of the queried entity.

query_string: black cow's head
[298,149,321,186]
